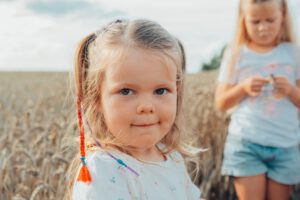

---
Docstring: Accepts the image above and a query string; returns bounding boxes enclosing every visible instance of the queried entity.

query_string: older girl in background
[215,0,300,199]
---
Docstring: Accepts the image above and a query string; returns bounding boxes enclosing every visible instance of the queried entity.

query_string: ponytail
[176,39,186,72]
[73,34,96,184]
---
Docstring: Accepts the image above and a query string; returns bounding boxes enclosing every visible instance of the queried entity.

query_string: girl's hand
[273,76,293,98]
[242,76,269,96]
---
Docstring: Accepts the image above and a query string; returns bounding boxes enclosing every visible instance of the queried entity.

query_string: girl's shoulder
[84,149,131,178]
[85,149,114,166]
[73,150,136,200]
[84,147,186,175]
[279,42,300,51]
[86,151,112,173]
[75,150,135,188]
[279,42,300,64]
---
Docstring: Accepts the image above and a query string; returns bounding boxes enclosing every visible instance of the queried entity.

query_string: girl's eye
[155,88,168,95]
[251,20,260,25]
[267,19,275,23]
[120,88,133,95]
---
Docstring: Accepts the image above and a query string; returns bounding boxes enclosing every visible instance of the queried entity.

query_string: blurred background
[1,0,300,200]
[0,0,298,73]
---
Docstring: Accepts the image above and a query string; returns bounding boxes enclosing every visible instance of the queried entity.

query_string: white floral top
[72,148,201,200]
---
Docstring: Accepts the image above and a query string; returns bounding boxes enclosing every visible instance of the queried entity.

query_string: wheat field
[0,72,299,200]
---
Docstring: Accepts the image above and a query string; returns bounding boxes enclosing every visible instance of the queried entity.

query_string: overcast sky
[0,0,299,73]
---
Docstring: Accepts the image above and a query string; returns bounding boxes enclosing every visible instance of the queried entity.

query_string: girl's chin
[256,39,277,47]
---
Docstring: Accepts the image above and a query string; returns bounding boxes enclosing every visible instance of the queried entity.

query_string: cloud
[0,0,126,71]
[26,0,124,18]
[27,0,96,16]
[0,0,299,72]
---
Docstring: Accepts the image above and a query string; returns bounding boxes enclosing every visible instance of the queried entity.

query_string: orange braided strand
[77,98,85,157]
[76,97,92,183]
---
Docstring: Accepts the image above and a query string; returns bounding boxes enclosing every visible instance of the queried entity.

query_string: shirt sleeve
[72,152,133,200]
[218,47,238,84]
[185,170,201,200]
[170,151,201,200]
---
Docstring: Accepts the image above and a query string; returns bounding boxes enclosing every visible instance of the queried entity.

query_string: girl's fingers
[253,81,268,87]
[256,76,270,82]
[253,78,269,85]
[252,85,261,90]
[274,79,290,90]
[274,76,289,84]
[250,91,260,96]
[251,86,264,94]
[261,79,270,84]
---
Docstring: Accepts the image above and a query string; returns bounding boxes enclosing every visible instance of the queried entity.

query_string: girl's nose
[136,99,155,114]
[258,22,267,31]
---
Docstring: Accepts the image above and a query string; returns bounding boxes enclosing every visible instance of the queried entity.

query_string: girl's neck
[247,41,278,53]
[103,144,167,163]
[127,145,167,163]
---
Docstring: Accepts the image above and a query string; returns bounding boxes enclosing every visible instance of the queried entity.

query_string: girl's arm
[275,77,300,109]
[288,81,300,108]
[215,76,269,112]
[215,83,247,112]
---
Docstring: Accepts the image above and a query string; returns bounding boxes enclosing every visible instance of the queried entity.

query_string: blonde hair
[226,0,297,80]
[65,19,188,200]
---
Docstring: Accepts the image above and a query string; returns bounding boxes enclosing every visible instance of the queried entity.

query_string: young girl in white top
[215,0,300,200]
[66,19,201,200]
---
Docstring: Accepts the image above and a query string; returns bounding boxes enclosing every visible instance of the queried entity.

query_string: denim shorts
[221,134,300,184]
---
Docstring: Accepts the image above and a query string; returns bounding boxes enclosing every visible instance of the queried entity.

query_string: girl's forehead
[105,47,178,79]
[244,1,282,17]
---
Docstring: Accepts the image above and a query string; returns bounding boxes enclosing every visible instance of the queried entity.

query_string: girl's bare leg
[267,179,291,200]
[234,174,266,200]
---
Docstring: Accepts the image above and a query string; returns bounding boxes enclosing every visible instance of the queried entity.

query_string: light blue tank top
[218,43,300,147]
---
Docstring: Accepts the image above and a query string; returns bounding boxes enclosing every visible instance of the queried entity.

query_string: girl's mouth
[131,123,158,127]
